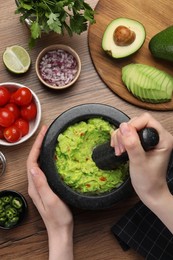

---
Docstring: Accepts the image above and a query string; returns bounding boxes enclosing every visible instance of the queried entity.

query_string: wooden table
[0,1,173,259]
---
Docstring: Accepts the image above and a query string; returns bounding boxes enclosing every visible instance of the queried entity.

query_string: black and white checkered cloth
[111,151,173,260]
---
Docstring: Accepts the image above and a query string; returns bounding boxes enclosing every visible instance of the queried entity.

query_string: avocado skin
[149,26,173,62]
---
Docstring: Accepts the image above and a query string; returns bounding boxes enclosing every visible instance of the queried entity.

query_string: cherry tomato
[0,87,11,106]
[0,126,4,139]
[5,103,20,121]
[14,118,29,137]
[13,87,32,106]
[0,108,15,127]
[10,92,15,103]
[3,125,22,143]
[21,102,37,121]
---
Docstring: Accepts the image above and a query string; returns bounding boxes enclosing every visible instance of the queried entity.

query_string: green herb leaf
[70,14,87,34]
[84,9,95,24]
[30,21,41,39]
[47,13,62,34]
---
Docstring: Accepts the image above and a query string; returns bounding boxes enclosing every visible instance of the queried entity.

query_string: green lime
[3,45,31,74]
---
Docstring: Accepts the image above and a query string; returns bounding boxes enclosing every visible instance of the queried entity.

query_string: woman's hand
[111,112,173,205]
[27,126,73,260]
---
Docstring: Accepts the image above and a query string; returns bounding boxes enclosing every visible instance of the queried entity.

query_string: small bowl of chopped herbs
[35,44,81,90]
[0,190,28,229]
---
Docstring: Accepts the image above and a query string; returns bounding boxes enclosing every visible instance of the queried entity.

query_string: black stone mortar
[40,103,134,210]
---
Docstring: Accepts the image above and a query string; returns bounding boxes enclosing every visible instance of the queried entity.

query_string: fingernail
[119,143,125,153]
[114,145,121,156]
[119,123,131,136]
[30,168,39,177]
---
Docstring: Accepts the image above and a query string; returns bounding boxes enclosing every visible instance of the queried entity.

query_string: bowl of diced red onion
[35,44,81,90]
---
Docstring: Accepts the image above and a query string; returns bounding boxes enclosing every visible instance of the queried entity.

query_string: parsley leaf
[30,21,41,39]
[47,13,62,33]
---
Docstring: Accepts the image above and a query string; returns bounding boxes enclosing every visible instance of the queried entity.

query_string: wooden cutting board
[88,0,173,111]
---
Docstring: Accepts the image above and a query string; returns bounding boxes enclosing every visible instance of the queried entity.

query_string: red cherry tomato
[3,125,22,143]
[21,102,37,121]
[0,108,15,127]
[10,92,15,103]
[0,87,11,106]
[13,87,32,106]
[14,118,29,137]
[5,103,20,120]
[0,126,4,139]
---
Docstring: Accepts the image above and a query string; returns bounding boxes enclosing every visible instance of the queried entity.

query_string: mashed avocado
[55,118,128,194]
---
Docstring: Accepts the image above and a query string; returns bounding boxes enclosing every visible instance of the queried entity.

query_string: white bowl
[0,82,41,146]
[35,44,81,90]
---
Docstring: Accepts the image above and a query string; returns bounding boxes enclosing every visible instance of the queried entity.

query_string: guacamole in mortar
[55,118,128,194]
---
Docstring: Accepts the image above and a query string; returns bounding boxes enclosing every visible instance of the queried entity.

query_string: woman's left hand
[27,125,74,260]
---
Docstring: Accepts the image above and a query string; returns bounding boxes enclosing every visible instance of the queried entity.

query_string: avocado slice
[102,18,146,58]
[149,26,173,62]
[122,63,173,103]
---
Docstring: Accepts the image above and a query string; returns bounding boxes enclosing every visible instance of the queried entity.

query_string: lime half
[3,45,31,74]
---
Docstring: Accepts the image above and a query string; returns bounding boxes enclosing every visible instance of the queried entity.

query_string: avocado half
[102,18,146,58]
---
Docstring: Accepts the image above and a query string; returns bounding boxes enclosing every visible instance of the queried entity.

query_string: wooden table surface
[0,1,173,259]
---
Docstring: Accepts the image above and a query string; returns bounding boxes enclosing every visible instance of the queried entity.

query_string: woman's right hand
[111,112,173,205]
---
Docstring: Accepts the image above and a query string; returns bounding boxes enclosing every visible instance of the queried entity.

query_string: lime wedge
[3,45,31,74]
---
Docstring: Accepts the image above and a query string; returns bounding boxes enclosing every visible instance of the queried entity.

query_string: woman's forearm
[144,188,173,234]
[48,228,74,260]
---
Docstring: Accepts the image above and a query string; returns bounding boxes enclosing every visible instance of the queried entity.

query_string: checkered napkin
[111,151,173,260]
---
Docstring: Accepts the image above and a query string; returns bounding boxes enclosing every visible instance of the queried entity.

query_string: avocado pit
[114,25,136,46]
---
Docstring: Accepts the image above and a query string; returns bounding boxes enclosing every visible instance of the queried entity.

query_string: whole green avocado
[149,26,173,62]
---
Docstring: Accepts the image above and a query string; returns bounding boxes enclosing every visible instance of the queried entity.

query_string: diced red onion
[39,49,78,87]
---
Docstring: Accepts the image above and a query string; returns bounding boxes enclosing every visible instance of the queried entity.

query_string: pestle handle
[92,127,159,170]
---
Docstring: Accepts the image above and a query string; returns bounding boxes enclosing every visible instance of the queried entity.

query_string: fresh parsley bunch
[15,0,95,48]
